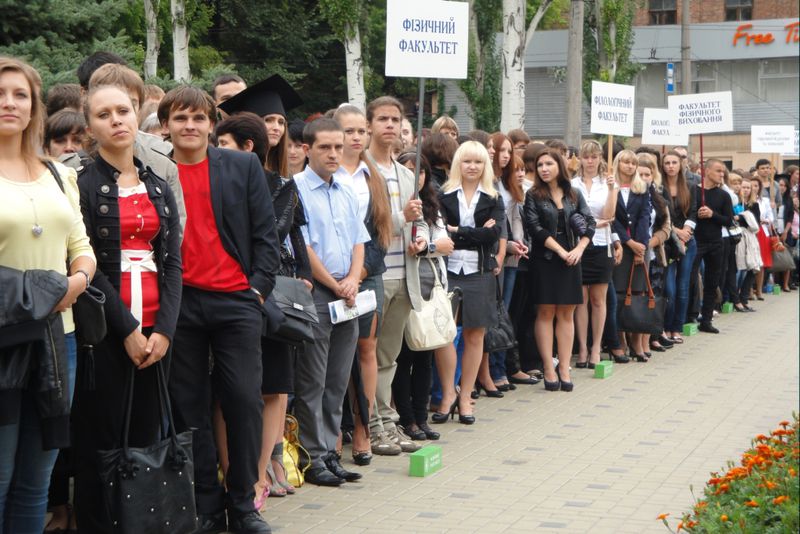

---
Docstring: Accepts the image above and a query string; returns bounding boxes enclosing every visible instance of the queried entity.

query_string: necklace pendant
[32,224,43,237]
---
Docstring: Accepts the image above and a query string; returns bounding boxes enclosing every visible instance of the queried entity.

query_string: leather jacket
[266,171,311,281]
[523,188,596,261]
[0,266,71,449]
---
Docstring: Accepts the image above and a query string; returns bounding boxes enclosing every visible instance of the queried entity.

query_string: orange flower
[755,433,769,441]
[657,513,669,520]
[790,468,797,477]
[779,420,790,427]
[763,480,777,490]
[773,495,789,505]
[676,520,684,532]
[720,514,729,522]
[745,499,759,507]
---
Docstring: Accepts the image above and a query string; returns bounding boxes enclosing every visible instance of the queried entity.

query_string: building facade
[443,1,799,169]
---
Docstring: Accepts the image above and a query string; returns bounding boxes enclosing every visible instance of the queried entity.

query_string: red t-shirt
[178,159,250,292]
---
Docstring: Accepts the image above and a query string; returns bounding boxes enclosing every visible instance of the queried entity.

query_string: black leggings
[391,341,432,426]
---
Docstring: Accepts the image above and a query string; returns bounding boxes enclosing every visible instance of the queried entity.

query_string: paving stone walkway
[261,292,799,533]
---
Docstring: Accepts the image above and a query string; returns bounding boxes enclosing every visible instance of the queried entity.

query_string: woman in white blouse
[570,140,620,368]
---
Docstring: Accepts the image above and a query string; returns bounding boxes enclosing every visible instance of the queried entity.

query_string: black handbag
[72,284,107,345]
[97,362,197,534]
[483,279,516,353]
[616,261,665,335]
[263,276,319,346]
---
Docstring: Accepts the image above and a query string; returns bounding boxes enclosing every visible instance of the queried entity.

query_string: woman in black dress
[72,85,183,532]
[523,148,594,392]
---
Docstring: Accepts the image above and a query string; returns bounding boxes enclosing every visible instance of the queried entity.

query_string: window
[691,62,716,94]
[760,59,800,102]
[725,0,752,21]
[649,0,677,25]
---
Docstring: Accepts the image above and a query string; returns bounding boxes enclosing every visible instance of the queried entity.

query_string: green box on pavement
[409,445,442,477]
[773,286,781,295]
[683,323,699,336]
[721,302,734,314]
[594,360,613,378]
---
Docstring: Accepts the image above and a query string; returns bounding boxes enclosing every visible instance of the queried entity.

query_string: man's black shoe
[698,323,719,334]
[324,452,363,482]
[304,466,345,486]
[228,511,272,534]
[193,512,227,534]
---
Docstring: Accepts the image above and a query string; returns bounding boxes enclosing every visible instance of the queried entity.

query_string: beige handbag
[404,259,457,351]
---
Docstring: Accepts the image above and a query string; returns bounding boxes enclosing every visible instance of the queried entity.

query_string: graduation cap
[217,74,302,118]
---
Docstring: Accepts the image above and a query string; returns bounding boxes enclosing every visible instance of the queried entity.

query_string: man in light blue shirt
[293,118,369,486]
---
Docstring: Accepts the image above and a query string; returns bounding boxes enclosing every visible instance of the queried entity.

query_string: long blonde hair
[0,57,45,166]
[442,141,497,197]
[637,153,662,190]
[614,149,647,194]
[578,139,607,177]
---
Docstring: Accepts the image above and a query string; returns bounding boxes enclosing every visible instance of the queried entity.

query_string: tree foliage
[458,0,503,131]
[582,0,642,103]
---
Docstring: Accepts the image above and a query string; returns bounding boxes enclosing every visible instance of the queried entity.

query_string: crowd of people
[1,51,798,534]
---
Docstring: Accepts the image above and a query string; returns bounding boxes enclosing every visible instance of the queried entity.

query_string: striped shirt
[378,162,406,280]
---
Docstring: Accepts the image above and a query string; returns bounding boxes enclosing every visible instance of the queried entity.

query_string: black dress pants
[168,286,264,517]
[392,340,432,426]
[692,239,723,325]
[720,236,740,304]
[72,329,162,534]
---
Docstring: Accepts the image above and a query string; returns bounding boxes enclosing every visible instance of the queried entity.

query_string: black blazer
[523,188,596,260]
[204,146,280,297]
[78,156,183,340]
[612,188,651,245]
[438,189,505,273]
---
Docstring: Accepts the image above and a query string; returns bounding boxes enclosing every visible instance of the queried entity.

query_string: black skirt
[261,338,295,394]
[530,254,583,305]
[447,270,497,328]
[580,244,614,285]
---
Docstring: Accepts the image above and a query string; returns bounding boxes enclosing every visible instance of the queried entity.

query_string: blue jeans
[664,238,697,332]
[603,279,621,350]
[0,334,74,534]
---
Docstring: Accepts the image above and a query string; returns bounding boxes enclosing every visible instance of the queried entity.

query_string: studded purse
[97,362,197,534]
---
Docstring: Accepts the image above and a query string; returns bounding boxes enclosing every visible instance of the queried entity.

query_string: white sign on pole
[590,81,636,137]
[668,91,733,134]
[641,108,688,146]
[385,0,469,79]
[751,125,795,154]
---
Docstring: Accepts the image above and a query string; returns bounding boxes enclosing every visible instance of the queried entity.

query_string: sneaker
[370,431,402,456]
[386,426,421,453]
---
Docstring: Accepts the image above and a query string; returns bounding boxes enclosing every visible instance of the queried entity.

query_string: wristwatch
[428,242,437,254]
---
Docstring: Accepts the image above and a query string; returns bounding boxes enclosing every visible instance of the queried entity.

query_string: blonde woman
[570,140,619,368]
[0,57,95,533]
[611,150,651,361]
[438,141,505,423]
[431,114,459,140]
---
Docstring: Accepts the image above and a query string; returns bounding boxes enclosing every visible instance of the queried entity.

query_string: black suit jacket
[205,146,280,298]
[612,189,651,245]
[438,189,505,273]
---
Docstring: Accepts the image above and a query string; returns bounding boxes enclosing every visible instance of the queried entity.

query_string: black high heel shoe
[575,361,588,369]
[458,413,476,425]
[543,375,561,391]
[560,379,574,392]
[611,351,630,364]
[430,399,457,424]
[632,353,649,362]
[418,422,440,440]
[475,383,504,398]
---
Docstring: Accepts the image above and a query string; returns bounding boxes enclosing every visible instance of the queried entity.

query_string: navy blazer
[438,189,505,273]
[612,189,651,245]
[204,146,281,298]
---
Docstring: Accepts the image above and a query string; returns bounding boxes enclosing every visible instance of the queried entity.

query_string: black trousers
[720,237,740,305]
[692,239,723,325]
[739,270,756,306]
[72,328,162,533]
[391,340,432,426]
[169,286,264,517]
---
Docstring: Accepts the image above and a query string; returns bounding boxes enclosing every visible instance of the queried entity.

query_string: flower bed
[659,415,799,533]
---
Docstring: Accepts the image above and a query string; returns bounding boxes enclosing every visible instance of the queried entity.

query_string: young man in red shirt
[158,86,279,534]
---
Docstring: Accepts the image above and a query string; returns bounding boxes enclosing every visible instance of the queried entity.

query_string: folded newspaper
[328,289,377,324]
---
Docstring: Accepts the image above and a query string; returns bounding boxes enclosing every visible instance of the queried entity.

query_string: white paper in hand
[329,290,377,324]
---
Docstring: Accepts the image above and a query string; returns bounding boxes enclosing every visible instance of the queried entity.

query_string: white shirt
[571,175,617,246]
[447,184,486,275]
[377,161,406,280]
[334,162,370,223]
[758,196,775,228]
